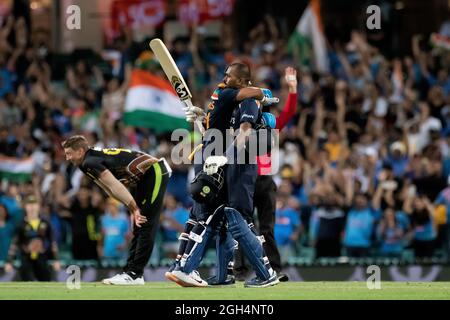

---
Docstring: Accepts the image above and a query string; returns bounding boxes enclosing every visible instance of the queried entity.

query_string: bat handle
[195,120,205,136]
[188,143,204,161]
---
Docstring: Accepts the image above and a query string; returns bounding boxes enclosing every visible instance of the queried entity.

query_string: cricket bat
[149,38,205,135]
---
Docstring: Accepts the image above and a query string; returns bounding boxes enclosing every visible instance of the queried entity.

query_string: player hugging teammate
[165,62,284,288]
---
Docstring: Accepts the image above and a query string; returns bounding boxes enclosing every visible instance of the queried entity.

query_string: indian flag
[123,69,190,133]
[0,156,34,182]
[288,0,329,73]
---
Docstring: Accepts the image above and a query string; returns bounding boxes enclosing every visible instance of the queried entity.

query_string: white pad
[258,235,266,244]
[178,233,190,241]
[189,231,203,243]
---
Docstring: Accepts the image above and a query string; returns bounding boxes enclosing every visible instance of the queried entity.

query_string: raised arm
[372,183,384,211]
[403,190,414,214]
[308,97,325,158]
[411,34,422,61]
[423,196,437,234]
[189,22,205,74]
[337,49,353,80]
[335,80,348,142]
[276,67,298,130]
[296,108,310,142]
[423,196,435,217]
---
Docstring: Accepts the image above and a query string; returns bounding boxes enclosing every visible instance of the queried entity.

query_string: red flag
[177,0,235,26]
[111,0,166,36]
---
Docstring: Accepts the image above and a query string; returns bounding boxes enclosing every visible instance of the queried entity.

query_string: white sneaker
[171,270,208,287]
[165,271,189,287]
[102,272,145,285]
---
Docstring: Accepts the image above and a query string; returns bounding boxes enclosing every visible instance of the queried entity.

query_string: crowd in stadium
[0,12,450,274]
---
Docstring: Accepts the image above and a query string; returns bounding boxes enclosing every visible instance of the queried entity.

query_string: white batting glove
[183,106,205,123]
[203,156,228,175]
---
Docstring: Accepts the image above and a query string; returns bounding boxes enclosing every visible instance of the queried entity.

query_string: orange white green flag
[288,0,329,73]
[123,69,190,133]
[0,156,34,182]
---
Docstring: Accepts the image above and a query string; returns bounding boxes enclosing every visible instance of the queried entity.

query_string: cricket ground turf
[0,282,449,300]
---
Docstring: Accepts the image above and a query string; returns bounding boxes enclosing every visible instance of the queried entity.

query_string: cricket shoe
[102,272,145,285]
[165,260,189,287]
[277,272,289,282]
[206,274,235,286]
[165,270,189,287]
[171,270,208,287]
[244,272,279,288]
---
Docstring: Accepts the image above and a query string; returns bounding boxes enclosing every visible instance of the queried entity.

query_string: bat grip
[195,120,205,136]
[188,143,204,161]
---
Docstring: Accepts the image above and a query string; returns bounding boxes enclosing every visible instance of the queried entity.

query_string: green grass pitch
[0,282,449,300]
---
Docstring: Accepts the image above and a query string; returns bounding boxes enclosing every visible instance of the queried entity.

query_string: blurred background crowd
[0,0,450,277]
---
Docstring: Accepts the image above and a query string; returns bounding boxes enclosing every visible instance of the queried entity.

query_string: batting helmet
[189,167,225,204]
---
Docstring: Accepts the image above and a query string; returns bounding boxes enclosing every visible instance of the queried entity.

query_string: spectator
[0,184,23,226]
[160,194,189,259]
[376,207,405,257]
[323,130,347,167]
[0,54,14,98]
[343,193,378,257]
[4,195,60,281]
[434,177,450,256]
[0,8,449,269]
[274,192,302,263]
[60,185,102,260]
[403,193,437,258]
[309,191,346,258]
[385,142,409,178]
[100,76,128,146]
[0,204,14,261]
[0,93,22,128]
[100,198,130,260]
[433,203,448,254]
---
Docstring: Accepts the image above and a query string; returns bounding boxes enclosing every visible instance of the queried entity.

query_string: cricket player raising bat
[165,62,281,287]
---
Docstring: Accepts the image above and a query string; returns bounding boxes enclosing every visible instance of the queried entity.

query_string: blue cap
[261,112,276,129]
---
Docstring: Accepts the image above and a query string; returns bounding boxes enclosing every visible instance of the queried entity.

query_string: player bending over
[62,135,171,285]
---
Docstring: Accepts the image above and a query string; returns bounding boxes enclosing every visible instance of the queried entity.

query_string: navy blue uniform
[177,85,243,274]
[226,99,261,220]
[191,85,240,220]
[205,84,239,137]
[220,98,274,281]
[200,85,240,159]
[180,93,274,283]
